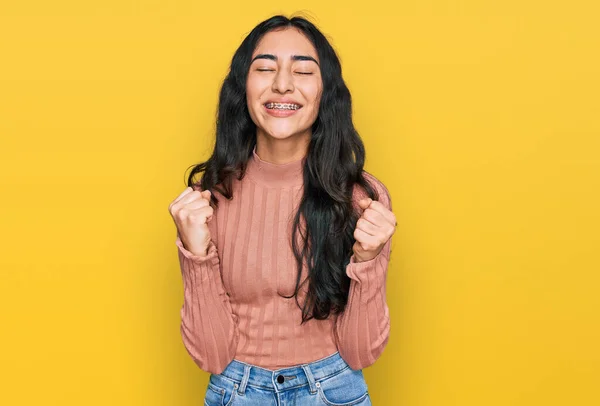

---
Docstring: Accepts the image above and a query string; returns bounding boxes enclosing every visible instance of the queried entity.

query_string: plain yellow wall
[1,1,599,405]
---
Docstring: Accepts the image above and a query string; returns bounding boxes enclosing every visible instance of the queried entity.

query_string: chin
[266,131,296,139]
[262,125,307,140]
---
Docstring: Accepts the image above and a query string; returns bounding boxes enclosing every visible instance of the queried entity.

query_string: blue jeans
[204,352,372,406]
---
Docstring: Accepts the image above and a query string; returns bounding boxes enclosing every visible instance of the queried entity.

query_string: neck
[245,145,306,188]
[255,130,310,164]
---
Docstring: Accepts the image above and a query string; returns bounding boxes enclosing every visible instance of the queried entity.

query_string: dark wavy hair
[186,15,379,323]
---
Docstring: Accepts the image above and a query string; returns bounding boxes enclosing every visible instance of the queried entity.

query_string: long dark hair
[186,15,379,323]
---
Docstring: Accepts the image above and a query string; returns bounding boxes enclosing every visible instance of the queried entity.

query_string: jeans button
[277,375,284,384]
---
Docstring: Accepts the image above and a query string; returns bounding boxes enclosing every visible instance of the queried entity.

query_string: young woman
[168,15,397,406]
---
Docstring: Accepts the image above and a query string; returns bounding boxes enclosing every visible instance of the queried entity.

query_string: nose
[271,68,294,94]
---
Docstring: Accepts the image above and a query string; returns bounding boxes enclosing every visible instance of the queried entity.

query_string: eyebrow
[251,53,319,66]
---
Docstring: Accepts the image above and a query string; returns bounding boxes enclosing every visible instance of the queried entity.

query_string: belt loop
[238,365,251,395]
[302,365,317,394]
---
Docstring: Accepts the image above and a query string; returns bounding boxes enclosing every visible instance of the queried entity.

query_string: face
[246,27,323,143]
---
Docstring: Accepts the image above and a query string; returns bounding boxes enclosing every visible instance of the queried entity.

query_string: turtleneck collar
[245,146,306,188]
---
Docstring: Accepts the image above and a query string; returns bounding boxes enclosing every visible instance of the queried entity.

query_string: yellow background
[1,1,599,405]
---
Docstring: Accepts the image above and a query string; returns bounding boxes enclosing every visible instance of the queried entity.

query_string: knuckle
[177,208,188,220]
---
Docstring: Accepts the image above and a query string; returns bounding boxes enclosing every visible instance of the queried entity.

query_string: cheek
[245,82,259,104]
[305,83,323,112]
[245,79,265,122]
[245,90,261,126]
[246,75,268,103]
[305,77,322,100]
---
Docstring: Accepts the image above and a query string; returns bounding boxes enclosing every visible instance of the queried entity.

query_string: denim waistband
[217,351,349,393]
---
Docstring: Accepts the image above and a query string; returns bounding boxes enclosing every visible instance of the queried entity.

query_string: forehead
[253,27,319,61]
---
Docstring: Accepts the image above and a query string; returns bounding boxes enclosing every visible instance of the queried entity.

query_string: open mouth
[264,102,302,111]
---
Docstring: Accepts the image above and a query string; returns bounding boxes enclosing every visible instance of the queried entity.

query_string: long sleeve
[176,220,240,374]
[334,177,393,370]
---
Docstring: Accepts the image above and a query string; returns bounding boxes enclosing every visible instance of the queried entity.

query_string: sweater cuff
[346,249,388,283]
[175,237,219,267]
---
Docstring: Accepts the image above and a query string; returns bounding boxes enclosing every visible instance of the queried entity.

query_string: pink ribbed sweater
[175,149,392,374]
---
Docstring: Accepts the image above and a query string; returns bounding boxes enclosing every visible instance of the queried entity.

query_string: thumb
[200,190,212,200]
[358,198,372,209]
[352,240,365,254]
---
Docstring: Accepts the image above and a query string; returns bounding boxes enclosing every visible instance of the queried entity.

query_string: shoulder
[352,171,392,210]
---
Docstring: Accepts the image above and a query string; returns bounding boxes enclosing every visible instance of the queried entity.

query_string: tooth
[266,102,300,110]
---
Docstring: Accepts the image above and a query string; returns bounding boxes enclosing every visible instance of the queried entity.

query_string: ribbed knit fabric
[175,148,392,374]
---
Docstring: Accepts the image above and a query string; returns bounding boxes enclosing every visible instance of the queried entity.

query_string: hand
[352,197,396,263]
[168,186,214,257]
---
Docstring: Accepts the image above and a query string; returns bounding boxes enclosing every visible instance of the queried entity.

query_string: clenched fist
[352,197,396,263]
[168,186,214,257]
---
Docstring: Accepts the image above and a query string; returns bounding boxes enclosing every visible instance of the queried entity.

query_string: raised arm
[334,175,394,370]
[171,188,239,374]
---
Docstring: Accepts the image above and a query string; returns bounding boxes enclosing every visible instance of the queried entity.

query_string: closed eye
[257,68,275,72]
[295,72,313,75]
